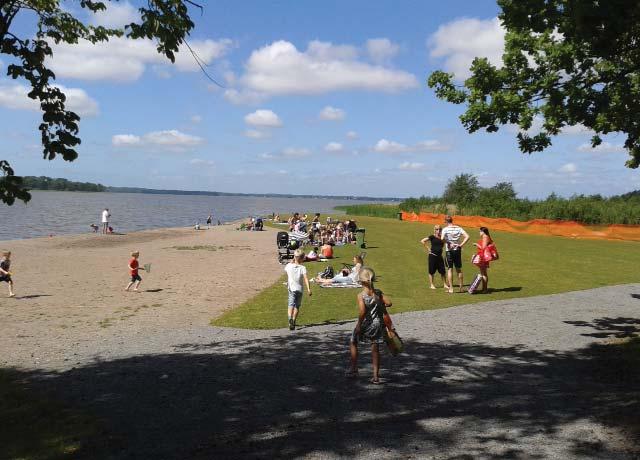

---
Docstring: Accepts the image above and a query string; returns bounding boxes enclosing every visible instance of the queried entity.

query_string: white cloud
[346,131,358,140]
[260,147,312,160]
[559,163,577,173]
[325,142,344,152]
[398,161,426,171]
[282,147,311,157]
[319,106,345,121]
[48,37,232,82]
[225,40,417,103]
[0,82,99,116]
[373,138,450,154]
[90,1,138,28]
[508,117,593,136]
[577,142,626,153]
[112,129,204,151]
[366,38,400,63]
[190,115,202,124]
[244,109,283,127]
[189,158,215,167]
[244,129,271,139]
[429,17,505,80]
[112,134,141,146]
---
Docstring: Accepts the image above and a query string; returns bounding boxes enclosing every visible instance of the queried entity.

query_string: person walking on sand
[125,251,144,292]
[284,249,312,330]
[206,213,213,229]
[0,251,15,297]
[420,225,450,290]
[441,215,469,293]
[101,208,111,234]
[347,267,392,384]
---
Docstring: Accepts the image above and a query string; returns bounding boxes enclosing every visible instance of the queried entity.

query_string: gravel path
[4,285,640,459]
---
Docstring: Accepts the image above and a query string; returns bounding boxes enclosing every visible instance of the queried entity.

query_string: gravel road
[4,284,640,459]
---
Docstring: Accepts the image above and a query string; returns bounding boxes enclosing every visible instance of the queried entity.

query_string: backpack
[319,266,335,279]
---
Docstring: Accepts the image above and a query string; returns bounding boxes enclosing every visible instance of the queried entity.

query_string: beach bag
[319,266,334,279]
[383,311,404,355]
[484,243,499,261]
[384,328,404,356]
[468,274,482,294]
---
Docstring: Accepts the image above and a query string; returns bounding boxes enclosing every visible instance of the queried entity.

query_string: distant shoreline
[25,185,401,202]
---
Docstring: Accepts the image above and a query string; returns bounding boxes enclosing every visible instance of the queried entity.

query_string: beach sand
[0,224,282,368]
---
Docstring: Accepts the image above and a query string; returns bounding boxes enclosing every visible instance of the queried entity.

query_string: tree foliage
[0,0,200,205]
[428,0,640,168]
[443,173,480,206]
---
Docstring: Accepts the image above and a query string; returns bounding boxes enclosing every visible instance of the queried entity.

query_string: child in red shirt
[125,251,143,292]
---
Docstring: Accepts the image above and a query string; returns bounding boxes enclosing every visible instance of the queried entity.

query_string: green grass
[213,216,640,329]
[334,204,400,218]
[0,369,96,459]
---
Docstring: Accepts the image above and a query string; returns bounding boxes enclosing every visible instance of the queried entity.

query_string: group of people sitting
[285,212,359,246]
[239,216,264,231]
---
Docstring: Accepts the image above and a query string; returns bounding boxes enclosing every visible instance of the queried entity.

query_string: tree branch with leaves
[428,0,640,169]
[0,0,200,205]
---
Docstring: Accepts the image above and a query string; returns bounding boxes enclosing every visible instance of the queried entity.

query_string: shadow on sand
[2,318,639,459]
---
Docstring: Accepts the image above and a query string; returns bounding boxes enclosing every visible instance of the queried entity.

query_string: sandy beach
[0,224,282,369]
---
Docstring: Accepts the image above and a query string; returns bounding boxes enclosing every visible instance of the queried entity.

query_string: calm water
[0,191,380,241]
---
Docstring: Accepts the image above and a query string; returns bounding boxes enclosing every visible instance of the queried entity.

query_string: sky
[1,0,638,199]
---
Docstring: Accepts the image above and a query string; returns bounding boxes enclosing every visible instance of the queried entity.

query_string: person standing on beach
[206,214,213,229]
[125,251,143,292]
[441,215,469,293]
[101,208,110,234]
[0,251,15,297]
[284,249,311,330]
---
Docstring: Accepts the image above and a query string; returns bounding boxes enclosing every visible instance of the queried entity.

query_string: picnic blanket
[319,282,362,289]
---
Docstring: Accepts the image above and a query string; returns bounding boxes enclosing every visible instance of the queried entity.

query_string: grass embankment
[334,204,399,218]
[213,216,640,329]
[0,370,96,459]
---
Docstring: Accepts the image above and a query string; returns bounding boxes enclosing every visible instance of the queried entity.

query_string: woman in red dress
[473,227,493,293]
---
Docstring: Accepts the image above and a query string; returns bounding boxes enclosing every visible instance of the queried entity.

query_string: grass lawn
[213,216,640,329]
[0,370,96,460]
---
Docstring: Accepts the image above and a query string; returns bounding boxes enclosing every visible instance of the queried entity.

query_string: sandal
[370,377,381,385]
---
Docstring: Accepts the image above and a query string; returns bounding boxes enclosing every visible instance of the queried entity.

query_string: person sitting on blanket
[320,242,334,259]
[306,247,319,262]
[316,255,363,285]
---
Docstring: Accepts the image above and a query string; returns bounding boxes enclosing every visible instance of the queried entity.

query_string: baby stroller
[277,231,300,264]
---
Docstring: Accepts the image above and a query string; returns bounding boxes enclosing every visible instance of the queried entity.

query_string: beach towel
[319,282,362,288]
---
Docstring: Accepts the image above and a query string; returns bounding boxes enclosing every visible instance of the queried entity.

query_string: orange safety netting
[401,212,640,242]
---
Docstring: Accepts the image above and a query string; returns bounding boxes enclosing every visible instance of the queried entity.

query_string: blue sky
[1,0,637,199]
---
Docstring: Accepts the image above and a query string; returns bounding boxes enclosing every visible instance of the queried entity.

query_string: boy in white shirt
[284,249,312,330]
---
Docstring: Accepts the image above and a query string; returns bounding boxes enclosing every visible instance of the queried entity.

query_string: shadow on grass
[488,286,523,293]
[3,319,639,459]
[564,317,640,338]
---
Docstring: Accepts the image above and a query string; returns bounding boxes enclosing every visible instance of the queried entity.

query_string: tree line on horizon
[339,174,640,225]
[22,176,106,193]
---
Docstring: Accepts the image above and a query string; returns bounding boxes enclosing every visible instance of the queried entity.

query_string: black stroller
[277,231,300,264]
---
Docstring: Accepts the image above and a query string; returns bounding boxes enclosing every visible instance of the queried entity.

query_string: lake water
[0,191,381,240]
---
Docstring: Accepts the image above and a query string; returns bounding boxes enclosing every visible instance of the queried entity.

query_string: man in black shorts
[440,215,469,293]
[420,225,449,290]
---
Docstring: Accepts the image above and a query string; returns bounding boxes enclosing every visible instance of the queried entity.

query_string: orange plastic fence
[401,212,640,242]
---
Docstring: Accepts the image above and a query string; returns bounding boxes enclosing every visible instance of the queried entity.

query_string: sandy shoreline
[0,223,282,369]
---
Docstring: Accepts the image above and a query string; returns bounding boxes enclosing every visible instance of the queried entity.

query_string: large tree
[0,0,200,204]
[428,0,640,168]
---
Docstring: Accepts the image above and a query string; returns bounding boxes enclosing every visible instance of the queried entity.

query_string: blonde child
[0,251,15,297]
[348,267,392,384]
[284,249,312,330]
[125,251,144,292]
